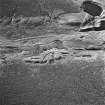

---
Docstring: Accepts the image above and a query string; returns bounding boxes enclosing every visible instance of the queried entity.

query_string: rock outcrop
[23,48,69,64]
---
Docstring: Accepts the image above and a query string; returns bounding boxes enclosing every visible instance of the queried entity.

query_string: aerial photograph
[0,0,105,105]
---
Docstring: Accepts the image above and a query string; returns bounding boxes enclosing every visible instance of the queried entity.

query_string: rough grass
[0,22,77,40]
[0,58,105,105]
[0,14,105,105]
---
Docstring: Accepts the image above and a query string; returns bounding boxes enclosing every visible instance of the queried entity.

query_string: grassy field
[0,55,105,105]
[0,12,105,105]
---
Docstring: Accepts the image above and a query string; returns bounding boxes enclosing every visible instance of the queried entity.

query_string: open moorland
[0,0,105,105]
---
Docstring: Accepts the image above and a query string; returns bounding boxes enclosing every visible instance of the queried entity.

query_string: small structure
[81,0,103,16]
[80,0,105,31]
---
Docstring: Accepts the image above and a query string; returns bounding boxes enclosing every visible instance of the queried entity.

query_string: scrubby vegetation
[0,0,80,17]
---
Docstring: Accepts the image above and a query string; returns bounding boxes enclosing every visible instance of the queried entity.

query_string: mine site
[0,0,105,105]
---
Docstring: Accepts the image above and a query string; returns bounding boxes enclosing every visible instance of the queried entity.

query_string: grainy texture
[0,1,105,104]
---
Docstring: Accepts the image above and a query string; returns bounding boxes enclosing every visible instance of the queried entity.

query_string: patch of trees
[0,0,80,18]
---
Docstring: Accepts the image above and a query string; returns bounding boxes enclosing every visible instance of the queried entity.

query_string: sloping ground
[0,28,105,105]
[1,12,105,105]
[0,50,105,105]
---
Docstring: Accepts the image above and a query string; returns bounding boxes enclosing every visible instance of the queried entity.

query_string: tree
[1,0,18,17]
